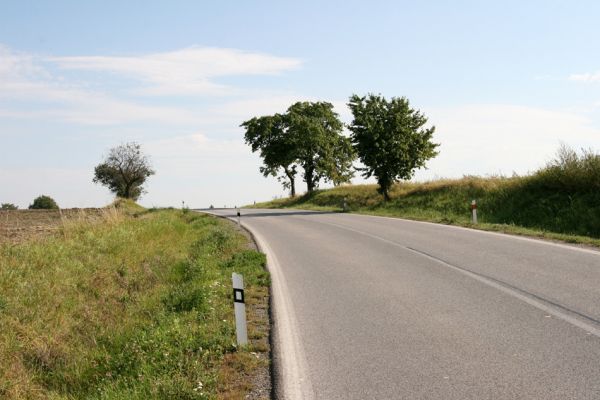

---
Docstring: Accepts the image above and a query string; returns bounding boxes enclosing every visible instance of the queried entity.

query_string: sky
[1,0,599,208]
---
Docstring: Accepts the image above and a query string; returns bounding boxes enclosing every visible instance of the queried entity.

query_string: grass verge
[252,175,600,248]
[0,207,270,399]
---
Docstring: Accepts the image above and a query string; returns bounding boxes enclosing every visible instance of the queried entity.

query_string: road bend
[204,208,600,400]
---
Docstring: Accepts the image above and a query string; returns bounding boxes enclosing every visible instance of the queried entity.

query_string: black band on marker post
[233,288,245,303]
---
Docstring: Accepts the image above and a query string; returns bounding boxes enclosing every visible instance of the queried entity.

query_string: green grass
[111,197,147,214]
[0,208,269,399]
[253,173,600,247]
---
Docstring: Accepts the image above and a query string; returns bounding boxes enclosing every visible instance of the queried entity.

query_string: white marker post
[471,199,478,224]
[236,209,241,226]
[232,272,248,346]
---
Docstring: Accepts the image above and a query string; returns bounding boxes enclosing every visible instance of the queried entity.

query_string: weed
[0,210,269,398]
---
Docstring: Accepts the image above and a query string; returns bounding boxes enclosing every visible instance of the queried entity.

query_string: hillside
[254,173,600,247]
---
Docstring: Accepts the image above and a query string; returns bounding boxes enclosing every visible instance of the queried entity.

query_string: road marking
[307,217,600,339]
[200,210,314,399]
[248,227,315,400]
[340,211,600,256]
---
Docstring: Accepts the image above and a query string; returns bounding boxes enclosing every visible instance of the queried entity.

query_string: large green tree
[286,102,354,193]
[241,101,355,195]
[242,114,299,196]
[348,94,439,200]
[93,142,155,200]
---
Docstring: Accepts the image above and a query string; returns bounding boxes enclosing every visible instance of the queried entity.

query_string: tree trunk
[379,177,392,202]
[305,166,315,194]
[124,181,132,199]
[306,177,314,194]
[285,169,296,197]
[380,183,391,202]
[383,189,390,202]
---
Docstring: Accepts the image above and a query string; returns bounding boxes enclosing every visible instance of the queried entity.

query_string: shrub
[29,195,59,210]
[534,145,600,192]
[1,203,18,210]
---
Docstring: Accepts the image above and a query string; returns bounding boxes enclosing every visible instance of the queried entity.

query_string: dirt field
[0,209,106,244]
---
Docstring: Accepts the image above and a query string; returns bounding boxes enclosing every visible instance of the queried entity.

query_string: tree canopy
[286,102,355,193]
[241,101,354,195]
[93,142,155,200]
[242,114,299,196]
[348,94,439,200]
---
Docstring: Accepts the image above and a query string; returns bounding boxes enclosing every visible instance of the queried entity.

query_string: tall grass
[254,147,600,243]
[534,144,600,192]
[0,209,268,399]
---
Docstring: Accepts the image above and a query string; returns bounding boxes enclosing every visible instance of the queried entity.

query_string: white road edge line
[249,226,315,400]
[200,211,314,400]
[312,218,600,339]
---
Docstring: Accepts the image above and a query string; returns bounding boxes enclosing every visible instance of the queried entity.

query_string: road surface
[205,208,600,400]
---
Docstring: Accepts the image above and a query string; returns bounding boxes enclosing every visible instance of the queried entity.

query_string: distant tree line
[241,94,439,200]
[1,195,60,210]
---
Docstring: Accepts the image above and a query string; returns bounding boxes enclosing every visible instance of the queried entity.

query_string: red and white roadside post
[471,199,478,224]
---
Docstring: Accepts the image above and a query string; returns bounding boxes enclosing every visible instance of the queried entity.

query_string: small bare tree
[93,142,155,200]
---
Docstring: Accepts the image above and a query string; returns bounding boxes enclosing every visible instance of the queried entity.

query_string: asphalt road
[205,208,600,400]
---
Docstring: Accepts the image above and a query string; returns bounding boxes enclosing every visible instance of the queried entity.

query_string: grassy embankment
[254,149,600,247]
[0,202,270,399]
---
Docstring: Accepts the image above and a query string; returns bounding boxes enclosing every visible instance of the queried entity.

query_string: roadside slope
[253,175,600,247]
[0,208,270,399]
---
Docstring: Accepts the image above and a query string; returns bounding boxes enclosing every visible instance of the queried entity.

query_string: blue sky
[1,0,599,208]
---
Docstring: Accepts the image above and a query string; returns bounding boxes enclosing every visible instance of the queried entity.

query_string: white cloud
[0,83,202,125]
[145,133,247,161]
[0,44,302,125]
[205,95,309,125]
[49,46,302,95]
[192,95,352,134]
[0,46,202,125]
[414,104,600,180]
[569,71,600,83]
[0,44,47,80]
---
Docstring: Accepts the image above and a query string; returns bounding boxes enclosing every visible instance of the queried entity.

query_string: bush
[534,145,600,192]
[29,195,59,210]
[0,203,18,210]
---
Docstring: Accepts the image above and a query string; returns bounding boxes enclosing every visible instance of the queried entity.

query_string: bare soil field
[0,209,106,244]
